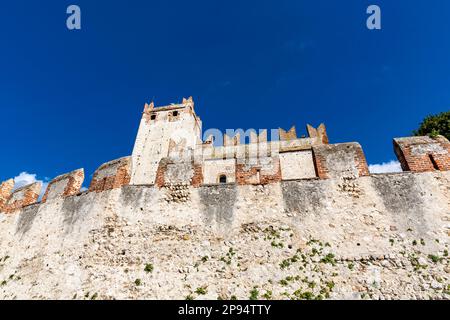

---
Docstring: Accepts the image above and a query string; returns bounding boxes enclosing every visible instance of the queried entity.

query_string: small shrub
[279,259,291,269]
[428,254,442,263]
[279,279,288,286]
[326,281,335,290]
[271,241,283,248]
[134,279,142,286]
[293,290,314,300]
[262,290,272,300]
[144,263,154,273]
[195,287,207,295]
[249,287,259,300]
[320,253,336,266]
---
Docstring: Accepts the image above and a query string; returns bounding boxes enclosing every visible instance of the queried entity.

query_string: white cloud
[13,172,49,200]
[13,172,39,189]
[369,160,403,174]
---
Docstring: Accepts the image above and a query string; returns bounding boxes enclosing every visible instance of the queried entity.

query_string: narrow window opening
[150,114,156,120]
[219,175,227,184]
[428,154,439,170]
[172,111,179,117]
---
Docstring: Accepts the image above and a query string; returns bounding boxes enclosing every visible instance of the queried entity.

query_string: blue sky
[1,1,449,186]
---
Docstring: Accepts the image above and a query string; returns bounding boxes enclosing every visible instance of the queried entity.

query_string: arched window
[219,175,227,184]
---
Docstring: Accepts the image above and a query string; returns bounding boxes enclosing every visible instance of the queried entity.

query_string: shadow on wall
[199,184,237,226]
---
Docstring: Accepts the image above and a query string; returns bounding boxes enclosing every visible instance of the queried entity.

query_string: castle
[1,97,449,209]
[0,98,449,300]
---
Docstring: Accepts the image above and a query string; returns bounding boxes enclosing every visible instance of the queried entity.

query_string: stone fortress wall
[0,98,449,300]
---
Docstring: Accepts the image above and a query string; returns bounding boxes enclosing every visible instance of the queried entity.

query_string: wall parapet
[312,142,370,179]
[41,169,84,203]
[0,179,14,212]
[2,182,41,214]
[89,157,131,192]
[394,135,450,172]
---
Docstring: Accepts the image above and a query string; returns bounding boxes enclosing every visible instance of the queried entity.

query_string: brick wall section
[312,142,370,179]
[89,157,131,192]
[0,179,14,212]
[155,159,169,188]
[394,135,450,172]
[155,158,204,187]
[433,136,450,170]
[2,182,41,214]
[191,163,204,187]
[41,169,84,203]
[236,158,282,185]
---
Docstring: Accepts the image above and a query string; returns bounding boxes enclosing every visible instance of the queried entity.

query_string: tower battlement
[0,97,449,300]
[0,96,449,213]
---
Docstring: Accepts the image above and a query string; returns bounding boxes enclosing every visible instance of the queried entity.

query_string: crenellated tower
[130,97,202,185]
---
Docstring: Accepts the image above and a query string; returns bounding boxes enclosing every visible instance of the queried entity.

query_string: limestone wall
[0,171,448,300]
[130,99,202,185]
[279,150,316,180]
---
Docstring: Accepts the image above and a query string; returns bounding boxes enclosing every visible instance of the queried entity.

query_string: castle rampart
[1,97,449,212]
[0,97,449,300]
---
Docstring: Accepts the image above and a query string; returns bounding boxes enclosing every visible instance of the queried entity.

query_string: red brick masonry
[0,179,14,212]
[394,135,450,172]
[89,157,131,192]
[236,158,282,185]
[312,143,370,179]
[2,182,42,214]
[41,169,84,203]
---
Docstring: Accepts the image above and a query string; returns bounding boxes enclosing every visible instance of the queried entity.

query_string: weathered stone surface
[1,99,449,300]
[89,157,131,192]
[2,182,41,214]
[0,179,14,212]
[41,169,84,203]
[199,184,237,226]
[313,142,370,179]
[0,171,448,300]
[394,135,450,172]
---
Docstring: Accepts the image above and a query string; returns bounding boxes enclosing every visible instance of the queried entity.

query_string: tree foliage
[413,111,450,140]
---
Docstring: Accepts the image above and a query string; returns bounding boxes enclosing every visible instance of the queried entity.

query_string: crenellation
[312,142,370,179]
[41,168,84,203]
[4,98,448,204]
[89,157,131,192]
[307,123,329,144]
[279,126,297,141]
[2,182,42,214]
[1,97,449,300]
[394,135,450,172]
[0,179,14,212]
